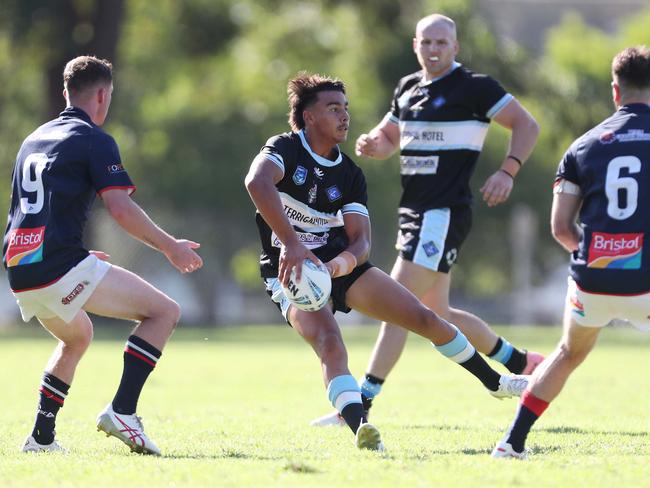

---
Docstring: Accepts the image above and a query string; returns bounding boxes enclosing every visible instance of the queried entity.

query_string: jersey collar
[619,103,650,114]
[298,129,342,167]
[419,61,462,86]
[60,106,94,126]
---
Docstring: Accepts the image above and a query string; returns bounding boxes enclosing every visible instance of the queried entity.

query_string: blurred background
[0,0,649,328]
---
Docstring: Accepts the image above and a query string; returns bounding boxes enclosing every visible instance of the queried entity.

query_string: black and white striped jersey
[254,130,369,279]
[387,64,512,210]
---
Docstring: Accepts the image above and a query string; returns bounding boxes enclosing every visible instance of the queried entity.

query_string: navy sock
[32,373,70,445]
[506,391,549,452]
[340,402,366,434]
[112,335,161,415]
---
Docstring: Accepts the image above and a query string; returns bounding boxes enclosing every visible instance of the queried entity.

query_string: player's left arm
[480,98,540,207]
[551,183,583,252]
[325,213,371,278]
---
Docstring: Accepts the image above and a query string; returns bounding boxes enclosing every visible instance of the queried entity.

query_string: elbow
[525,114,541,140]
[106,201,130,223]
[244,171,261,196]
[551,222,572,245]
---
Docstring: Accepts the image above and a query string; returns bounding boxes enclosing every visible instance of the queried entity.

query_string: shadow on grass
[539,426,648,437]
[164,449,284,461]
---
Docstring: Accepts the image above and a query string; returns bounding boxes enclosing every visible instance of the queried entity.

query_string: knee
[152,296,181,329]
[557,342,589,366]
[62,327,93,356]
[315,330,347,363]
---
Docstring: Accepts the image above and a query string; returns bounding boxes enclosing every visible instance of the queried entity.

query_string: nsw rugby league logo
[293,166,307,185]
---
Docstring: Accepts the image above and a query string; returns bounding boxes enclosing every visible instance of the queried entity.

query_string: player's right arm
[550,181,582,252]
[355,116,400,160]
[244,154,320,285]
[100,189,203,274]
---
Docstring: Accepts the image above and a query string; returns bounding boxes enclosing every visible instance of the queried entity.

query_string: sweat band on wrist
[329,251,358,278]
[499,168,515,180]
[507,154,523,166]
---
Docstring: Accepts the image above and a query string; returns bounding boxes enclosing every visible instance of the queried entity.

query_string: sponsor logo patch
[61,280,90,305]
[599,131,616,144]
[293,165,307,185]
[325,185,342,202]
[5,226,45,267]
[313,167,324,179]
[446,248,458,266]
[422,241,439,258]
[570,294,585,317]
[587,232,643,269]
[308,183,318,204]
[107,163,126,174]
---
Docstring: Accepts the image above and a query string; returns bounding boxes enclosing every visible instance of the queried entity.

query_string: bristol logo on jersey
[4,226,45,267]
[293,166,308,185]
[107,163,126,174]
[587,232,643,269]
[325,185,342,202]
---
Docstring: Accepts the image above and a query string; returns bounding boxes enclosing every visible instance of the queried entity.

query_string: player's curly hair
[63,55,113,96]
[287,72,346,131]
[612,46,650,91]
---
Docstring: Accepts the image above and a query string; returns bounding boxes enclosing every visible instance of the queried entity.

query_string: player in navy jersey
[245,72,530,451]
[311,13,542,427]
[4,56,203,455]
[492,46,650,459]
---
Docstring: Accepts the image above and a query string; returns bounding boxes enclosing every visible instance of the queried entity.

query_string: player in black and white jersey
[493,46,650,459]
[311,14,542,427]
[3,56,203,455]
[246,73,530,451]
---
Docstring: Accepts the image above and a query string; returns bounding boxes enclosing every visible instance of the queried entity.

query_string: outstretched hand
[165,239,203,273]
[89,250,111,261]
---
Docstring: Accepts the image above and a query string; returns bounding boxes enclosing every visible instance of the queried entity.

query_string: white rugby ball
[281,259,332,311]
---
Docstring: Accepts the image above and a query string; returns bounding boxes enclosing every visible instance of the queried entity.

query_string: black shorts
[395,205,472,273]
[263,261,374,325]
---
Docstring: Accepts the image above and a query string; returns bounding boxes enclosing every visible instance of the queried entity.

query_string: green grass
[1,324,650,487]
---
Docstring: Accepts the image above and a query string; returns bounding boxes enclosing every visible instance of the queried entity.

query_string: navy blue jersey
[556,104,650,294]
[255,130,369,278]
[388,64,512,210]
[3,107,135,291]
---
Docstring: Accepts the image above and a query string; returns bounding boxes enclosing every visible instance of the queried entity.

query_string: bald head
[416,14,457,40]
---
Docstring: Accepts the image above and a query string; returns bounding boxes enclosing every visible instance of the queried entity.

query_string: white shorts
[14,254,111,324]
[566,277,650,330]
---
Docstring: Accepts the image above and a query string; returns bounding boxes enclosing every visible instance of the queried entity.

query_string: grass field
[1,323,650,487]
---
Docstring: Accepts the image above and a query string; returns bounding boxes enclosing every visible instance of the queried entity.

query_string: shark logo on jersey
[313,167,324,179]
[326,185,342,202]
[308,183,318,204]
[293,166,307,185]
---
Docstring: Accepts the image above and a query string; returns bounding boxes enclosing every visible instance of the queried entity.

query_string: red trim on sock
[39,386,64,405]
[125,348,156,367]
[521,390,549,417]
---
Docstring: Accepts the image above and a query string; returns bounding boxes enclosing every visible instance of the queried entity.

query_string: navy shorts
[263,261,374,325]
[395,205,472,273]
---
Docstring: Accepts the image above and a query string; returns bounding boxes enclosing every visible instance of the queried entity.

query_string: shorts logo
[587,232,643,269]
[107,163,125,174]
[422,241,439,258]
[61,280,89,305]
[570,294,585,317]
[326,185,342,202]
[293,166,308,185]
[308,183,318,204]
[446,248,458,266]
[5,226,45,267]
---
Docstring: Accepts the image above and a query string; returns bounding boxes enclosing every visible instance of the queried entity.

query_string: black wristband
[507,154,523,166]
[500,168,515,180]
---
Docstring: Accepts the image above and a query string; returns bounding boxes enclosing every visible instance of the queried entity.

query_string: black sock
[506,405,540,452]
[487,338,527,374]
[459,352,501,391]
[112,335,161,415]
[340,402,366,434]
[32,373,70,445]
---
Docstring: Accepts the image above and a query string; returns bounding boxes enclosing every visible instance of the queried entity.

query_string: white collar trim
[298,129,342,167]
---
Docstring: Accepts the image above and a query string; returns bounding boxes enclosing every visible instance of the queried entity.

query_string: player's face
[305,90,350,144]
[413,21,458,80]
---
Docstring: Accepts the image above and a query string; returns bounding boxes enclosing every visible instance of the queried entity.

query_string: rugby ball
[281,259,332,311]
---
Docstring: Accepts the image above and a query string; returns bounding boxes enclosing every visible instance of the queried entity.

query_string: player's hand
[89,250,111,261]
[355,133,379,157]
[480,170,514,207]
[164,239,203,274]
[278,241,321,286]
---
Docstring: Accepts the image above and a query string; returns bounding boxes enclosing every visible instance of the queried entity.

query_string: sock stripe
[125,348,157,367]
[521,390,550,417]
[434,330,476,363]
[39,386,65,405]
[40,381,67,401]
[334,391,362,412]
[492,340,514,363]
[327,375,360,405]
[359,378,382,399]
[125,341,159,363]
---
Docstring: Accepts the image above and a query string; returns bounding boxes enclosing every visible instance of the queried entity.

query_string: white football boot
[355,423,385,452]
[96,403,161,456]
[491,439,527,460]
[490,374,530,399]
[309,410,346,427]
[22,435,67,453]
